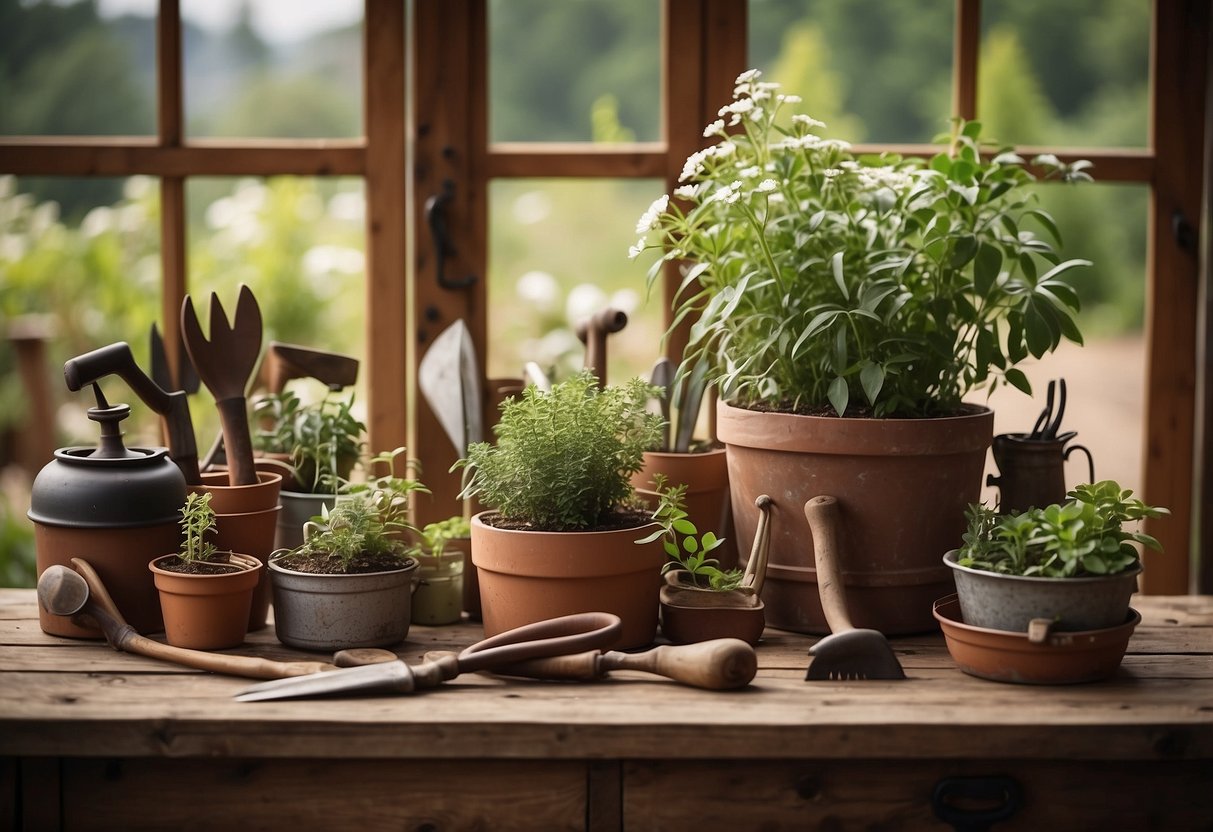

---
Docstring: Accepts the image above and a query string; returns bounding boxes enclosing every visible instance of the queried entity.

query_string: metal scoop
[803,496,906,681]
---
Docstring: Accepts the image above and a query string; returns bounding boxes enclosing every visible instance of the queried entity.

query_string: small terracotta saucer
[933,594,1140,685]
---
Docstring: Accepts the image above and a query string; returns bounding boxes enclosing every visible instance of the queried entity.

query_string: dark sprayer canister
[29,384,185,637]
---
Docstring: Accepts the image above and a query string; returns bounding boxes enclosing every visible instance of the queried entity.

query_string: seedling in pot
[637,474,741,591]
[159,492,238,574]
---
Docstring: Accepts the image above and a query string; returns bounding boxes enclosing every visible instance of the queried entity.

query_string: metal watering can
[986,379,1095,513]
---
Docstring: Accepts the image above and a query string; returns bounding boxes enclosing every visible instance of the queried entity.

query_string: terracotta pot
[717,399,993,635]
[149,553,261,650]
[192,470,282,513]
[412,550,465,625]
[632,447,736,569]
[934,594,1140,684]
[470,512,665,650]
[209,505,281,631]
[275,490,338,552]
[943,550,1140,633]
[268,556,419,651]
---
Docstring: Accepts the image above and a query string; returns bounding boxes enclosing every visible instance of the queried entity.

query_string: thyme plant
[957,480,1168,577]
[632,69,1093,417]
[456,370,664,531]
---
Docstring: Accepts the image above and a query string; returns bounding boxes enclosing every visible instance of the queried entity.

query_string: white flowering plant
[632,70,1093,418]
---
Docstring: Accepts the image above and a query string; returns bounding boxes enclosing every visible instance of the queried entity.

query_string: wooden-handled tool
[38,560,332,680]
[475,639,758,691]
[803,496,906,680]
[181,285,263,485]
[576,307,628,388]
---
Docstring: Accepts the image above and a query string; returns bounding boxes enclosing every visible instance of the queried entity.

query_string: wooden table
[2,590,1211,831]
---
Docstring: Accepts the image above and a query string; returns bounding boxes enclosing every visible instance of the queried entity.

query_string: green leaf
[1024,305,1053,358]
[1004,368,1032,395]
[683,536,699,554]
[828,376,849,417]
[974,243,1003,295]
[831,251,849,300]
[950,235,978,268]
[860,362,885,405]
[672,518,697,536]
[663,540,679,557]
[635,528,664,545]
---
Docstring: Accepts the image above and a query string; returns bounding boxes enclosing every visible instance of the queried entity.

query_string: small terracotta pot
[718,400,992,635]
[191,470,282,513]
[470,512,665,650]
[149,553,261,650]
[209,505,281,631]
[934,594,1140,684]
[632,447,736,569]
[659,571,765,645]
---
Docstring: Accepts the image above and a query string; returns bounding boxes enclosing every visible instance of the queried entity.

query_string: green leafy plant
[957,480,1168,578]
[419,515,472,557]
[178,492,222,564]
[253,390,366,493]
[631,69,1093,418]
[636,474,742,591]
[455,370,664,531]
[278,488,419,573]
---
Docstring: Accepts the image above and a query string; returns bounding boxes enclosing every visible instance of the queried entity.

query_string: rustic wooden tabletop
[2,589,1211,762]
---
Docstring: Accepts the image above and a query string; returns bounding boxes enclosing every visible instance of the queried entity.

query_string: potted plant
[631,69,1092,635]
[148,492,262,650]
[631,356,736,569]
[457,370,667,649]
[937,480,1167,683]
[411,515,471,625]
[253,389,367,550]
[268,476,423,651]
[638,476,768,646]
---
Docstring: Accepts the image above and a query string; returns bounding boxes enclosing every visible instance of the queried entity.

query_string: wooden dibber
[38,560,332,680]
[802,496,906,680]
[431,638,758,691]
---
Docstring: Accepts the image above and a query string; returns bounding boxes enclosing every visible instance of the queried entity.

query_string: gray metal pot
[943,549,1140,633]
[268,555,419,650]
[274,490,338,551]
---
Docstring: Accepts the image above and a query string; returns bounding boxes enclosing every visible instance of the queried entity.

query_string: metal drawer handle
[931,775,1024,831]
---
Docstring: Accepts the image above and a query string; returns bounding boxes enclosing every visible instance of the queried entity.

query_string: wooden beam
[1141,0,1209,593]
[157,0,186,390]
[0,140,365,178]
[953,0,980,121]
[486,144,666,178]
[410,0,483,525]
[363,0,409,466]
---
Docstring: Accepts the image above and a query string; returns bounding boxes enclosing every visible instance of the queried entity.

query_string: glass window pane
[748,0,953,144]
[0,175,163,447]
[186,176,367,439]
[982,183,1147,501]
[0,0,156,136]
[488,0,660,143]
[182,0,363,139]
[487,179,663,386]
[981,1,1149,147]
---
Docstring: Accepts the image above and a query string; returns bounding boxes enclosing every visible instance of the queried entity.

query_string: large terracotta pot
[631,447,736,569]
[717,400,993,635]
[149,553,261,650]
[191,470,282,631]
[470,513,665,650]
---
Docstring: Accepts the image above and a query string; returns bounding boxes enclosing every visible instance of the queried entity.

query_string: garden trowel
[418,319,483,455]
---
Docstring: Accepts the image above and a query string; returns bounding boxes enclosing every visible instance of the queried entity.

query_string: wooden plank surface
[1,591,1210,763]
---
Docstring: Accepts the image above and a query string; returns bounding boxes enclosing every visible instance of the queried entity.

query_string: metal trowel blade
[234,660,416,702]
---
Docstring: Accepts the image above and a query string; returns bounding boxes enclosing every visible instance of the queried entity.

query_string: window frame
[0,0,1205,592]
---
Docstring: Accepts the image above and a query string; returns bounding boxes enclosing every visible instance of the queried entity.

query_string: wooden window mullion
[953,0,980,122]
[157,0,186,390]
